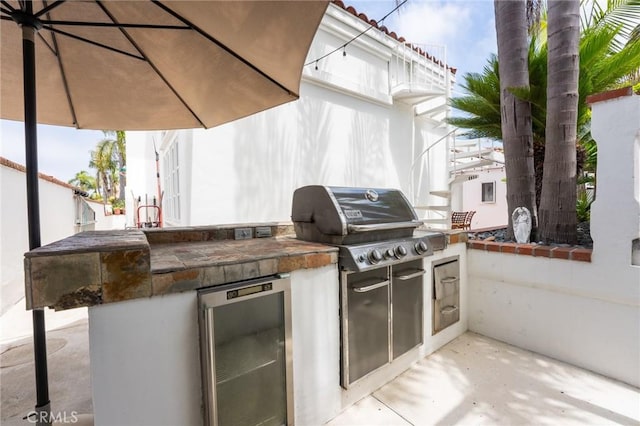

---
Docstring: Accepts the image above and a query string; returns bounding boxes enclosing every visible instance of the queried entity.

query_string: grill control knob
[415,240,428,254]
[394,245,407,258]
[385,249,395,259]
[368,249,384,264]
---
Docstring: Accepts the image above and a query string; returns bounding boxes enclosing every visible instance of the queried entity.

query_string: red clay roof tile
[332,0,457,74]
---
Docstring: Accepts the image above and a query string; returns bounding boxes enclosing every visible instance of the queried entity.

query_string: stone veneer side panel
[101,250,152,303]
[25,252,102,310]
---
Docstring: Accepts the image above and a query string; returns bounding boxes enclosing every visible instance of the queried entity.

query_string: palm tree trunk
[538,0,580,244]
[494,0,538,240]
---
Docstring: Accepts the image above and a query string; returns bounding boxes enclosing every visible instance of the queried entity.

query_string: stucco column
[588,88,640,267]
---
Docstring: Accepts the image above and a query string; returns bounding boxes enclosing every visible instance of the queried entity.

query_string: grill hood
[291,186,421,244]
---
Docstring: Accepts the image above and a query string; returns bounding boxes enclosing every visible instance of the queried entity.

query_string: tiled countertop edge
[151,251,338,297]
[24,225,466,311]
[467,240,592,262]
[24,232,338,312]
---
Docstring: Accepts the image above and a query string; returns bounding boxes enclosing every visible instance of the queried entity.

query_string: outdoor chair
[451,211,475,230]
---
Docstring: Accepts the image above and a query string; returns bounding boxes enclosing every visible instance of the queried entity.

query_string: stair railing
[409,128,457,204]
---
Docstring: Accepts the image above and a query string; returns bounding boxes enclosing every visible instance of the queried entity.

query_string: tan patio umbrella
[0,0,327,422]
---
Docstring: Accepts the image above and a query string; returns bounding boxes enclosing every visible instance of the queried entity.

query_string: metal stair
[410,134,500,230]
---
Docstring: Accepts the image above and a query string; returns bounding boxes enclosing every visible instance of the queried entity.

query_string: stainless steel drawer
[432,257,460,334]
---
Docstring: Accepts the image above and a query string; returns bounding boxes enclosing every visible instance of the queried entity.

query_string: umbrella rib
[0,9,13,16]
[95,0,207,128]
[152,0,294,97]
[42,25,146,60]
[36,32,57,56]
[40,0,80,127]
[0,1,14,12]
[39,20,190,30]
[34,0,65,18]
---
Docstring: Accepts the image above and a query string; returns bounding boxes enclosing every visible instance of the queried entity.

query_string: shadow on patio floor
[327,332,640,425]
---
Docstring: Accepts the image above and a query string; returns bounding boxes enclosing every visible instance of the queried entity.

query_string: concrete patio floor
[326,333,640,426]
[1,318,92,426]
[2,319,639,426]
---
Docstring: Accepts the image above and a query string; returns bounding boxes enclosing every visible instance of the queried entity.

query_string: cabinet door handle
[441,305,459,315]
[440,276,459,285]
[394,269,426,281]
[352,280,390,293]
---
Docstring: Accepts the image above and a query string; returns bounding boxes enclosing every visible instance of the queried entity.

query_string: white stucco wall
[1,165,76,315]
[179,80,433,226]
[468,251,640,387]
[590,93,640,268]
[0,163,125,341]
[89,292,202,426]
[126,3,453,228]
[468,92,640,388]
[290,265,341,426]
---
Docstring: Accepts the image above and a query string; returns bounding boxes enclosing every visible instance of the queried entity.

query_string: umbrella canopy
[1,0,328,130]
[1,1,327,423]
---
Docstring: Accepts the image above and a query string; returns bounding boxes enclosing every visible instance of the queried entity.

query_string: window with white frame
[163,140,181,223]
[481,181,495,203]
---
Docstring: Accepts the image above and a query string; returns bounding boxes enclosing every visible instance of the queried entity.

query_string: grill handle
[394,269,426,281]
[347,221,422,233]
[352,279,390,293]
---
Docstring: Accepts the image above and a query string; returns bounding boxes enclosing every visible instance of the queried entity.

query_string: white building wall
[125,131,161,228]
[182,81,428,226]
[461,167,508,229]
[127,4,453,227]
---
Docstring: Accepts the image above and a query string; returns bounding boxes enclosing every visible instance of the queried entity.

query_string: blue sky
[0,0,497,183]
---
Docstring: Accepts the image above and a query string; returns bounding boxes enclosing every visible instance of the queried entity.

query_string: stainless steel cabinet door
[344,268,390,385]
[392,259,424,359]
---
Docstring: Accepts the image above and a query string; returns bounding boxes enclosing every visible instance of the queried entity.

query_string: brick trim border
[467,240,592,262]
[1,155,79,191]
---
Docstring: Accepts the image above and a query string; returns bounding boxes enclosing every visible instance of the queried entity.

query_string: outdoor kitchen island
[23,223,467,426]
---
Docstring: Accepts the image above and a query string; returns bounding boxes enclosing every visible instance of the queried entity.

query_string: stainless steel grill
[292,185,446,388]
[291,185,445,272]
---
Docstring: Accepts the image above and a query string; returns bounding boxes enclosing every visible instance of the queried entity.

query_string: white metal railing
[409,128,457,205]
[390,43,448,95]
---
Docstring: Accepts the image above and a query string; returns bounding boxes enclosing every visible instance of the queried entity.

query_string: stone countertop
[24,227,337,311]
[149,237,337,296]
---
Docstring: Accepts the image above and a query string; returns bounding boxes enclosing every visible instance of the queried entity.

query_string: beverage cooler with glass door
[198,274,293,426]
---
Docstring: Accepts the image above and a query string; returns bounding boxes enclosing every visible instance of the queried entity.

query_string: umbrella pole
[22,9,52,425]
